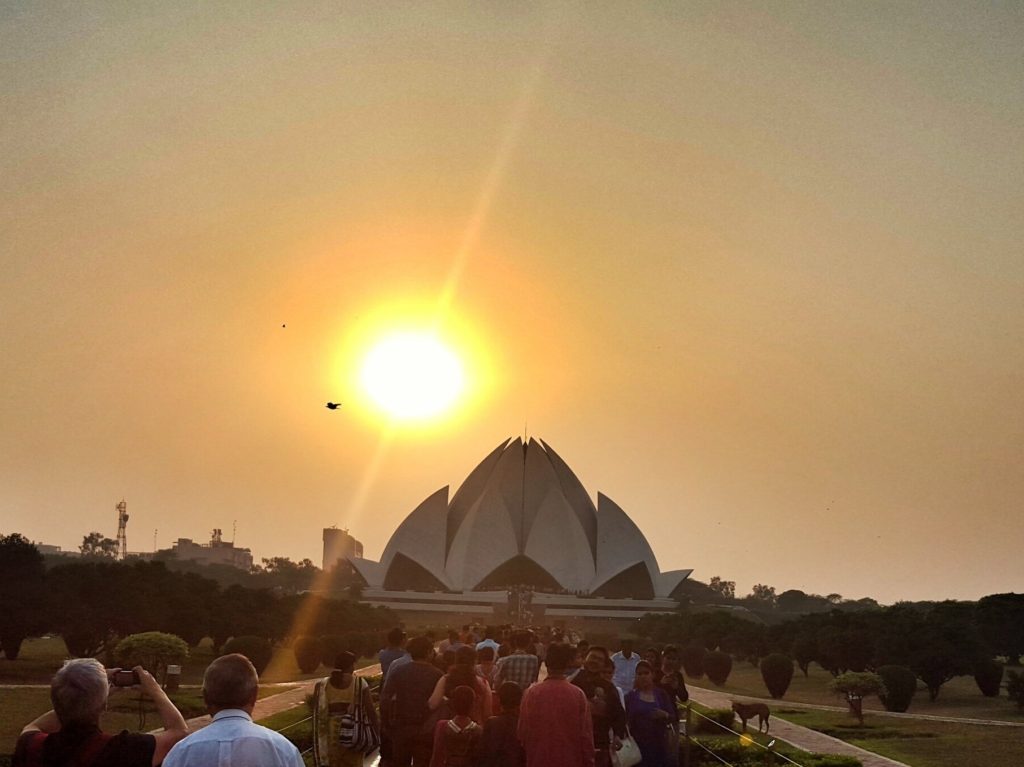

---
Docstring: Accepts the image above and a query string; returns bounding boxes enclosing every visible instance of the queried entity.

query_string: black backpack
[442,719,481,767]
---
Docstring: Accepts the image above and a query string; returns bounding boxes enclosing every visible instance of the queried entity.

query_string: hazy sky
[3,2,1022,604]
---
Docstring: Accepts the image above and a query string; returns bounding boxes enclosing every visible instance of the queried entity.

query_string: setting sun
[358,330,466,421]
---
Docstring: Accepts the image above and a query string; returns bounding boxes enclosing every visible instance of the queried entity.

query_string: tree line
[638,593,1024,704]
[0,533,394,660]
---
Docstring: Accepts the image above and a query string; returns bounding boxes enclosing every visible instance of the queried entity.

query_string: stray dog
[731,701,770,733]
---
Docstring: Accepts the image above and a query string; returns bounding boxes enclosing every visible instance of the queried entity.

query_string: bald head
[203,653,259,713]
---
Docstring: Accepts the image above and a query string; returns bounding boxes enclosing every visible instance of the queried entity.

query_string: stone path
[688,685,912,767]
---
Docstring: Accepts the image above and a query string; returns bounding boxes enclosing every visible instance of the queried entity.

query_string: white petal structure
[354,437,690,599]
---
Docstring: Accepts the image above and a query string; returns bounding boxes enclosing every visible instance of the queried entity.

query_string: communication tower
[116,500,128,561]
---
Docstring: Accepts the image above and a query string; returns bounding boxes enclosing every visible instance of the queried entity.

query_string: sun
[358,330,466,420]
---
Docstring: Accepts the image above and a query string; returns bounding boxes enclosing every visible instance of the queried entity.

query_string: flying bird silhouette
[325,402,342,410]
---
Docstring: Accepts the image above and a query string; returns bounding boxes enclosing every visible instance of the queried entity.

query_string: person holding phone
[14,658,189,767]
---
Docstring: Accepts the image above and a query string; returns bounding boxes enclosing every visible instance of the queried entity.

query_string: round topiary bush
[114,632,189,683]
[222,635,273,675]
[704,650,733,686]
[681,644,707,679]
[876,665,917,712]
[974,659,1004,698]
[319,635,347,668]
[759,653,794,699]
[293,636,321,674]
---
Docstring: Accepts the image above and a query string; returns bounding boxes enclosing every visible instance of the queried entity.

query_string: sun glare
[359,330,466,420]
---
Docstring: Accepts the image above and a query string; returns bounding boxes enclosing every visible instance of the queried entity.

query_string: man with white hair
[14,658,188,767]
[162,653,303,767]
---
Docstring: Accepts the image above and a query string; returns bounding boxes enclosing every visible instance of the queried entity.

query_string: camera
[112,669,140,687]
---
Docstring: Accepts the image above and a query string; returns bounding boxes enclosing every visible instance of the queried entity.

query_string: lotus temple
[351,437,691,622]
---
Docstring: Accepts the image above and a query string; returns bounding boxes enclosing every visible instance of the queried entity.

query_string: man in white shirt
[611,639,640,694]
[163,654,303,767]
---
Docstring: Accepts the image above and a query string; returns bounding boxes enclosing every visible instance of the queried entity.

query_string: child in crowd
[430,685,482,767]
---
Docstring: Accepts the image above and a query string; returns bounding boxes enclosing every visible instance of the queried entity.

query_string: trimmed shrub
[877,665,916,712]
[681,644,707,679]
[114,632,189,683]
[974,659,1004,697]
[759,653,795,699]
[687,737,744,763]
[704,650,733,686]
[319,635,347,668]
[693,708,735,735]
[293,636,321,674]
[223,635,273,675]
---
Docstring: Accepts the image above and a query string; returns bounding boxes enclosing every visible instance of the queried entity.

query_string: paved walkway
[688,684,1024,728]
[688,685,912,767]
[152,664,382,733]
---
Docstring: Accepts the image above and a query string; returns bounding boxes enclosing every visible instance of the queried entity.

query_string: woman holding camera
[14,659,188,767]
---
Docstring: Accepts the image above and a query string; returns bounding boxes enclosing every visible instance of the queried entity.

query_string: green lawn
[692,661,1024,724]
[0,635,375,759]
[773,707,1024,767]
[0,636,375,686]
[0,684,295,756]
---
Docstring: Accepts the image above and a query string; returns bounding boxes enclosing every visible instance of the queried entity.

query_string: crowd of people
[374,625,689,767]
[12,624,688,767]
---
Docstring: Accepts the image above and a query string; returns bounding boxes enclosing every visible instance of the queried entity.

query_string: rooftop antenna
[232,520,237,544]
[116,500,128,561]
[153,529,158,552]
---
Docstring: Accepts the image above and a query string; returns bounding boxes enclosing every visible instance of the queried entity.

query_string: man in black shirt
[481,681,525,767]
[381,635,443,767]
[571,647,626,767]
[14,659,187,767]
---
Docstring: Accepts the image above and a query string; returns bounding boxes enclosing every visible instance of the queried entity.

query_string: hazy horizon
[3,3,1022,605]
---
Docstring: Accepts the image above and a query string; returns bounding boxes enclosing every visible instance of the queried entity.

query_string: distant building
[323,527,363,571]
[162,529,253,570]
[33,542,79,558]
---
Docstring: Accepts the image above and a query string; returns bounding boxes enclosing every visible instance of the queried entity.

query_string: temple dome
[351,437,691,598]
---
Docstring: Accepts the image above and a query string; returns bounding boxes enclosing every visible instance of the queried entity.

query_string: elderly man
[163,653,302,767]
[14,659,188,767]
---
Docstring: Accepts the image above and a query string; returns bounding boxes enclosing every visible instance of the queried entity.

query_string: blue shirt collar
[212,709,253,722]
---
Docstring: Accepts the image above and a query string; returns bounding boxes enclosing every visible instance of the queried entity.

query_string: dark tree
[792,633,817,677]
[79,532,118,558]
[760,653,795,699]
[222,635,273,674]
[680,644,707,679]
[704,650,733,686]
[973,659,1004,698]
[0,534,46,659]
[876,665,917,712]
[976,593,1024,666]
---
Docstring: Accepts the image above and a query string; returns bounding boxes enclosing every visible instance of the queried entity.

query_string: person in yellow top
[313,652,380,767]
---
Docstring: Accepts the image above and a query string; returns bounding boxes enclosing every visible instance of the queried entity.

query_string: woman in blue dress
[624,661,676,767]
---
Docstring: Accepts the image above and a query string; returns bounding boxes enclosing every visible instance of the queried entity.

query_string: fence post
[682,704,691,767]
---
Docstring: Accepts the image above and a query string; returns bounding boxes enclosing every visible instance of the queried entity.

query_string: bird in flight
[325,402,342,410]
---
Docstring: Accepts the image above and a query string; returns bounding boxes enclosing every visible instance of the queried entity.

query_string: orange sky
[2,3,1022,603]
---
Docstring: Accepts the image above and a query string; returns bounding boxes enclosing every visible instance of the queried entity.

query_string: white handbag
[612,729,642,767]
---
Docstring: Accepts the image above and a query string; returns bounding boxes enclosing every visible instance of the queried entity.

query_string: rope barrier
[685,706,805,767]
[274,715,312,733]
